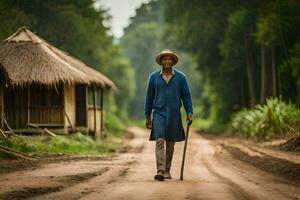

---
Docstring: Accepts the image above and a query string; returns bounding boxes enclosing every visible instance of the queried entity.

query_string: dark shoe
[164,171,172,179]
[154,170,164,181]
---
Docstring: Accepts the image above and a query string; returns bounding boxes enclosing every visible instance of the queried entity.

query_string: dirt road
[0,127,299,200]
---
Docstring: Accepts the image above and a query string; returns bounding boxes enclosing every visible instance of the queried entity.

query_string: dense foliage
[1,0,300,141]
[231,98,300,140]
[120,0,203,120]
[164,0,300,128]
[0,0,135,131]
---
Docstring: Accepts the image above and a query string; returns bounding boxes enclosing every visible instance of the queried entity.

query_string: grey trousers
[156,138,175,172]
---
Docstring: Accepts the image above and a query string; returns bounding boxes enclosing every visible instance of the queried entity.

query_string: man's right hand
[145,118,152,129]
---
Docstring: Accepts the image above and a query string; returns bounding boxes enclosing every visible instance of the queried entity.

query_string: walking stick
[180,120,191,180]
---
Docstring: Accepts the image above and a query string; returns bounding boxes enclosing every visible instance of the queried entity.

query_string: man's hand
[145,118,152,129]
[186,114,193,126]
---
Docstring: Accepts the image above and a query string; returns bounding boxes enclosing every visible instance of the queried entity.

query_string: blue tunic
[144,69,193,142]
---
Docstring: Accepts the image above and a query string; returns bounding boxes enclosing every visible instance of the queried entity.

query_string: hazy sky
[100,0,151,38]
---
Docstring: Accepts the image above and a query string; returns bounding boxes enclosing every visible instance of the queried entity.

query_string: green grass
[104,111,125,137]
[0,111,128,158]
[127,119,145,128]
[0,132,122,158]
[192,118,213,130]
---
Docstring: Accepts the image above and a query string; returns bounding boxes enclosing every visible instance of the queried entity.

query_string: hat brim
[155,52,179,66]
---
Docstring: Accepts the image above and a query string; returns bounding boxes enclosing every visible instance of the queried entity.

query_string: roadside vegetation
[0,0,135,140]
[231,97,300,141]
[0,132,121,159]
[1,0,300,156]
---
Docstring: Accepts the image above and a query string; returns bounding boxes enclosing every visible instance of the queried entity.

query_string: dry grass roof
[0,27,115,89]
[0,63,10,85]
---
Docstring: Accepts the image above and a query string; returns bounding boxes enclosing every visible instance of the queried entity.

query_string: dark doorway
[75,84,87,126]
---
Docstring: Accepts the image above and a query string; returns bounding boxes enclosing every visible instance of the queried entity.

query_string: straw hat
[155,49,179,66]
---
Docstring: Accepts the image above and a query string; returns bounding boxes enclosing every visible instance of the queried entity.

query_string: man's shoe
[154,170,164,181]
[164,171,172,179]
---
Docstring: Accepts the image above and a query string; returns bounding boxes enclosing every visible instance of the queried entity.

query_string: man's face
[161,56,173,68]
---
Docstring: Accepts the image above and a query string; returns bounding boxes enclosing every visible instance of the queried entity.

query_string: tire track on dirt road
[0,167,109,200]
[90,128,299,200]
[30,165,132,200]
[195,137,293,200]
[0,154,136,200]
[1,127,299,200]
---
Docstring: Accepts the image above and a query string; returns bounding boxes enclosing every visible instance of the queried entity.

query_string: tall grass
[104,111,125,137]
[29,133,118,155]
[231,98,300,140]
[0,132,120,158]
[0,134,36,158]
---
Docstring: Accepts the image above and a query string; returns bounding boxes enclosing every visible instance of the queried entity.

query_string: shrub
[231,97,300,140]
[104,111,125,137]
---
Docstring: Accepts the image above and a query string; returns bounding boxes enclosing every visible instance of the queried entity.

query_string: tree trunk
[245,30,256,107]
[260,45,277,103]
[272,47,277,96]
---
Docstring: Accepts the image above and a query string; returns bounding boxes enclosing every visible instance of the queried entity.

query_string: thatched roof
[0,27,115,89]
[0,63,10,85]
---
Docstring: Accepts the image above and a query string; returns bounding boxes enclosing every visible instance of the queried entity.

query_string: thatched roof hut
[0,27,115,137]
[0,27,115,89]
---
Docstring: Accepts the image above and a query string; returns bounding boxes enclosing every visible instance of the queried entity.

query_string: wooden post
[100,88,104,138]
[93,85,97,139]
[85,85,88,134]
[0,84,3,129]
[62,84,66,131]
[27,83,30,127]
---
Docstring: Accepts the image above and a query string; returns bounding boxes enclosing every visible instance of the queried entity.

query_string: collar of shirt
[159,68,175,76]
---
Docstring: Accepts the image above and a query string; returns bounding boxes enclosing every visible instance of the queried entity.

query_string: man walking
[144,49,193,181]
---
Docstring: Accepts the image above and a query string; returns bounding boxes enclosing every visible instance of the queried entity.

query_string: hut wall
[88,109,101,136]
[4,87,28,129]
[64,84,76,130]
[29,85,64,126]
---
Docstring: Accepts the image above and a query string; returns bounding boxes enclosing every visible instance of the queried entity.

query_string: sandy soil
[0,127,299,200]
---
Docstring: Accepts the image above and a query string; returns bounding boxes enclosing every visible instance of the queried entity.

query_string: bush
[231,97,300,140]
[104,111,125,137]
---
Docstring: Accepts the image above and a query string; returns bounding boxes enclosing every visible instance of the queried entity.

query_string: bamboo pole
[27,83,30,127]
[63,109,74,132]
[93,85,97,139]
[28,123,57,137]
[3,113,17,137]
[0,128,8,144]
[0,144,36,160]
[100,88,104,135]
[0,84,3,129]
[44,128,57,137]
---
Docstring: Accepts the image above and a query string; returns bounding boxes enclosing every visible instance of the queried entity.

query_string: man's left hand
[187,114,193,126]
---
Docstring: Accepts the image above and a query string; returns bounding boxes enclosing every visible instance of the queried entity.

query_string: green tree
[121,22,162,118]
[0,0,136,130]
[121,0,202,120]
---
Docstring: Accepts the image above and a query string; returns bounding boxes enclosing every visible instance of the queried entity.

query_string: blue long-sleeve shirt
[144,69,193,141]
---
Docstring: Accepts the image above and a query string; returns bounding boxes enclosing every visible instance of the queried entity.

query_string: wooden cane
[180,122,191,180]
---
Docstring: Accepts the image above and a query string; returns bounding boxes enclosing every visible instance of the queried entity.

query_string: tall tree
[0,0,136,123]
[164,0,300,126]
[121,0,202,119]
